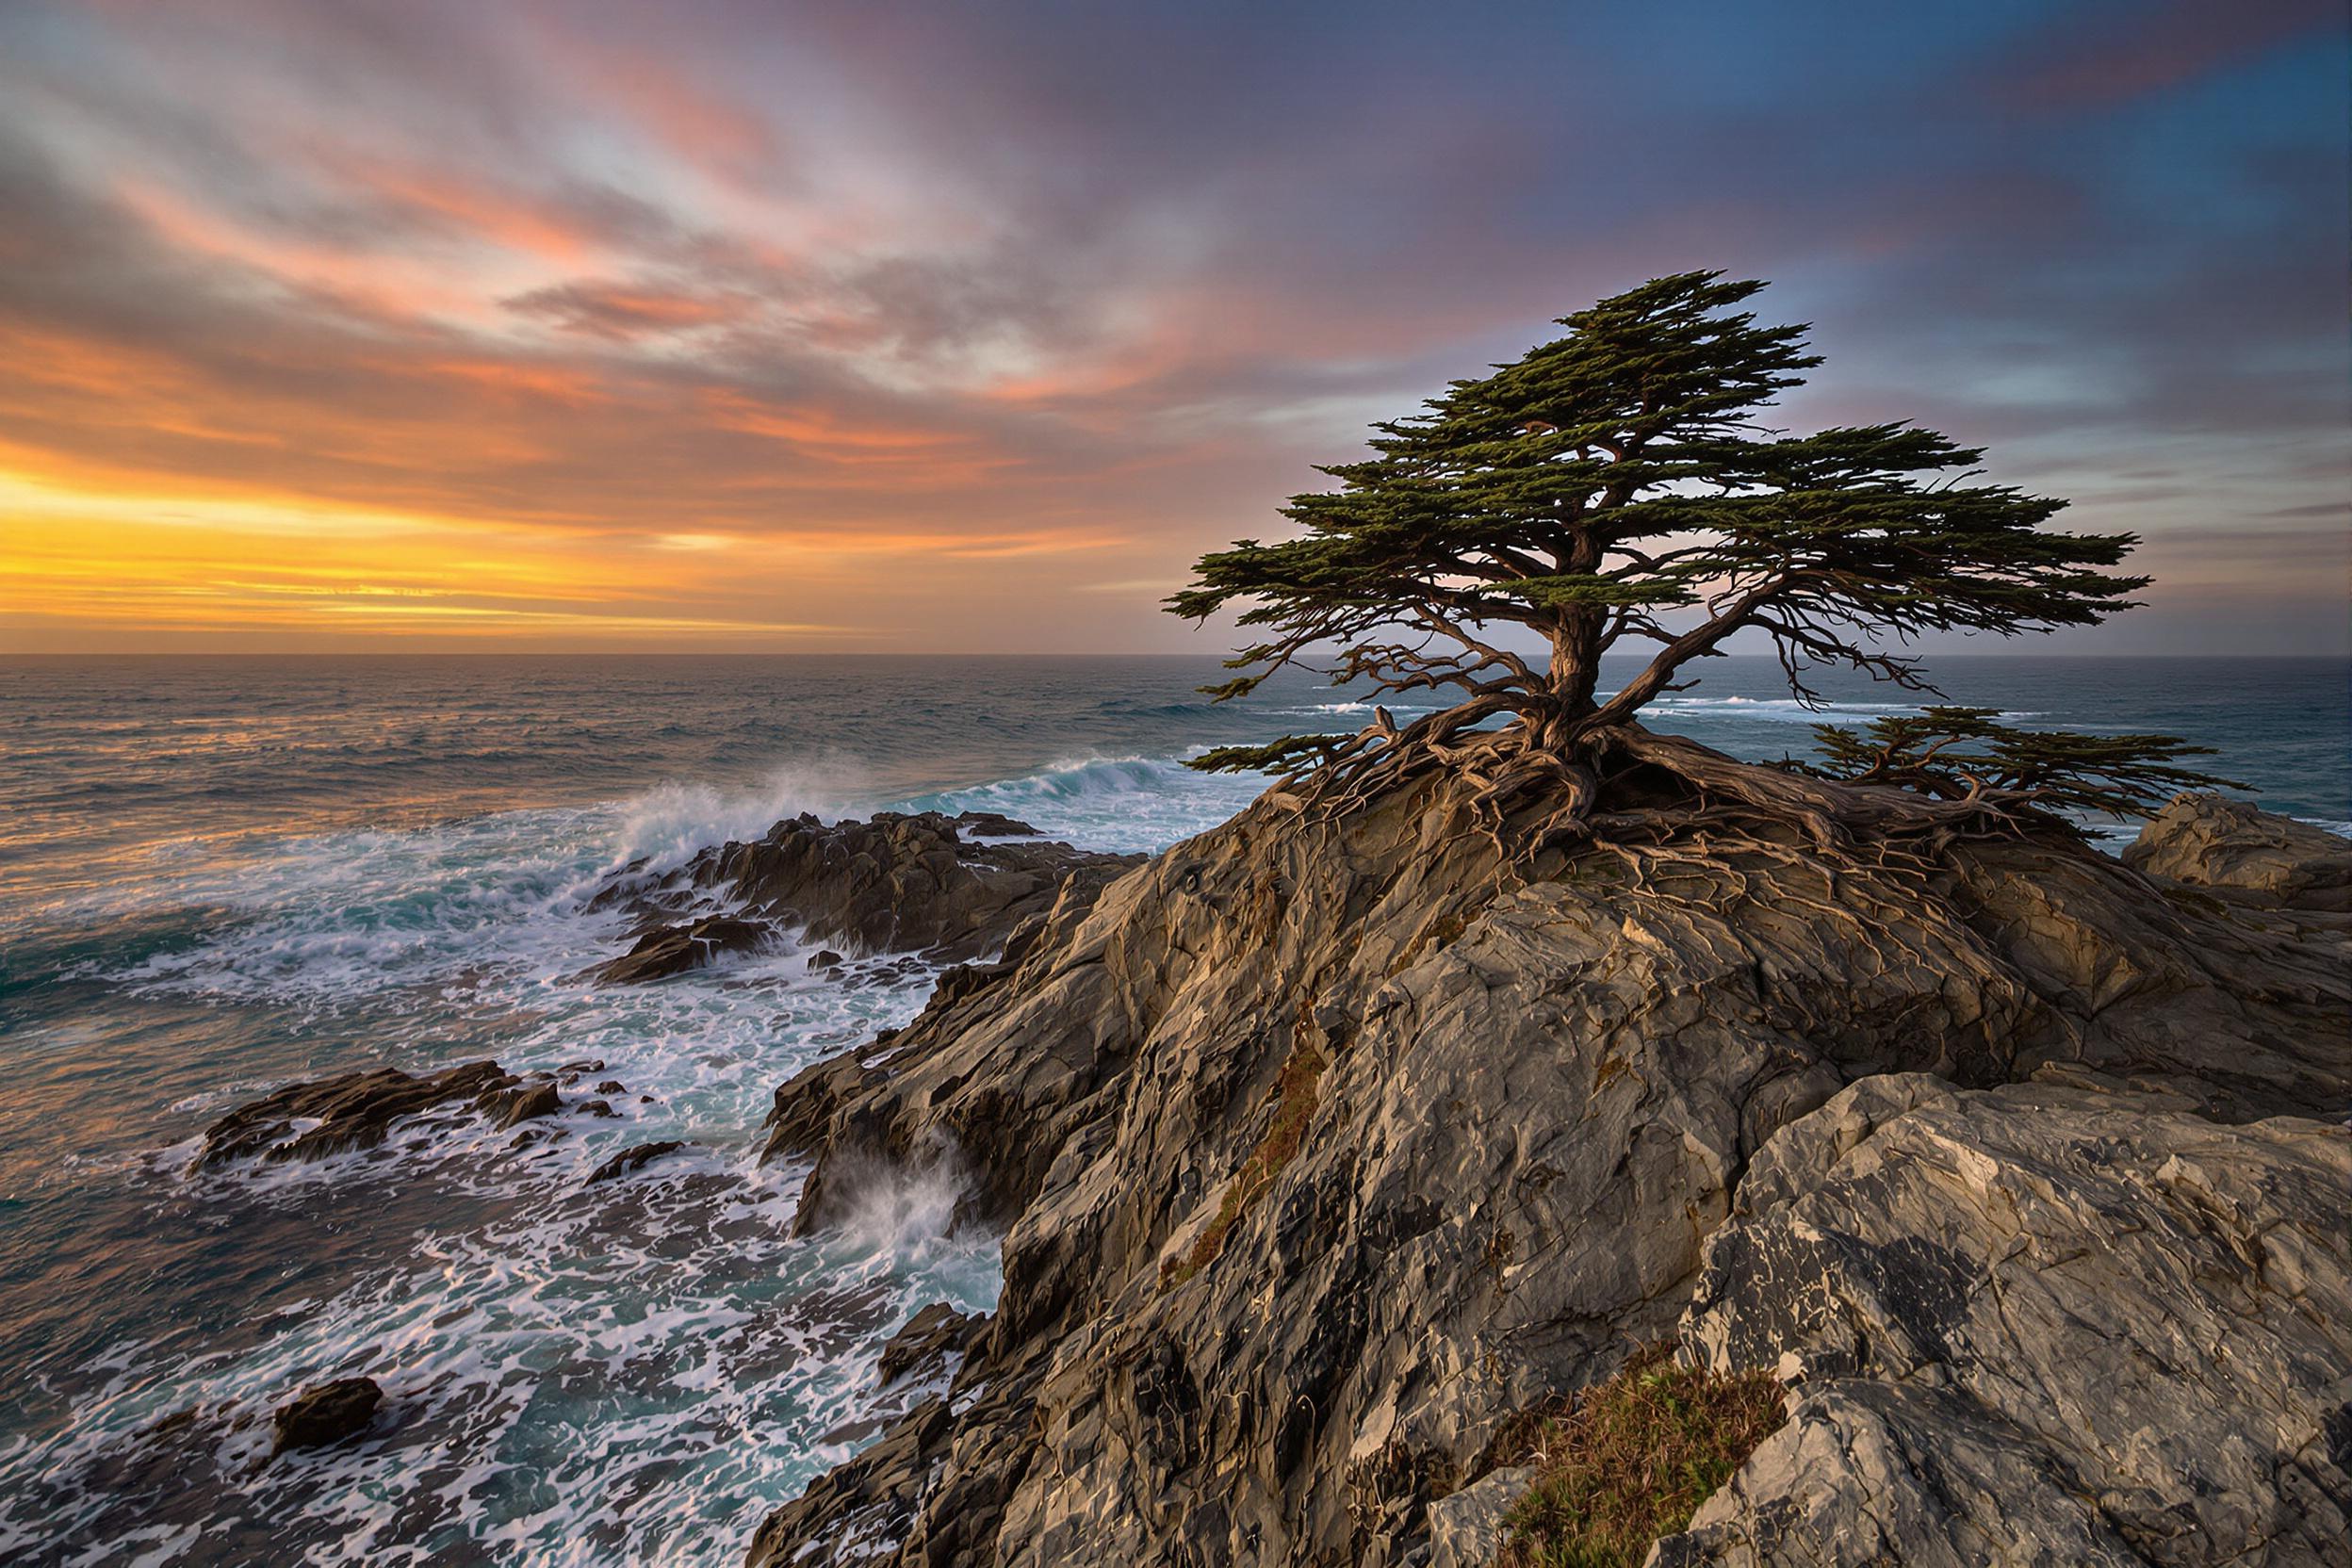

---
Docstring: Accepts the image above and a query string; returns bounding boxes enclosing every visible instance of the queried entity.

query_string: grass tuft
[1494,1345,1784,1568]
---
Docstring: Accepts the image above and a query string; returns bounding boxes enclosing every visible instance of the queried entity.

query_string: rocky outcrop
[744,783,2352,1568]
[1659,1073,2352,1567]
[592,915,776,985]
[875,1302,988,1389]
[2125,791,2352,911]
[195,1060,522,1167]
[189,1059,645,1168]
[588,810,1142,982]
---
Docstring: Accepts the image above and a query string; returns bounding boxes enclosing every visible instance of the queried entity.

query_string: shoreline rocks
[2125,791,2352,911]
[1661,1073,2352,1565]
[191,1060,653,1169]
[586,810,1143,984]
[195,1060,523,1168]
[584,1139,687,1184]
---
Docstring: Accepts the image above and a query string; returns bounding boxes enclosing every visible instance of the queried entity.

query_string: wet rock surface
[590,914,775,985]
[269,1379,381,1459]
[744,784,2352,1568]
[587,810,1142,983]
[195,1058,634,1168]
[584,1139,686,1184]
[490,1081,564,1129]
[874,1302,986,1388]
[196,1061,521,1168]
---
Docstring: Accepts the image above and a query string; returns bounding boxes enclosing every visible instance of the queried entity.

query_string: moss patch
[1161,1030,1329,1289]
[1495,1345,1785,1568]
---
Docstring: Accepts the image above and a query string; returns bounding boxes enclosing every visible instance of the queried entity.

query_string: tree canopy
[1170,270,2218,843]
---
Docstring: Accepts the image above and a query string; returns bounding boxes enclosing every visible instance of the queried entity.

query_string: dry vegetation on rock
[1495,1347,1784,1568]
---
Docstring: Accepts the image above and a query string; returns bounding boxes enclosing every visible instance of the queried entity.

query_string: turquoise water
[0,653,2343,1564]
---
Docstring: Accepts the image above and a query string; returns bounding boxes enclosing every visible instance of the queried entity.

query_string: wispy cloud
[0,0,2343,652]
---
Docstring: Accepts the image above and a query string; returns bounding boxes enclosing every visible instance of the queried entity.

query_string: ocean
[0,653,2344,1565]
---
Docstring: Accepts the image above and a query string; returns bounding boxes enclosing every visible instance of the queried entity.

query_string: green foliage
[1496,1347,1786,1568]
[1799,706,2244,820]
[1169,270,2146,781]
[1184,734,1356,776]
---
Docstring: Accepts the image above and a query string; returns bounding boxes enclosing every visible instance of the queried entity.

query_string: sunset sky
[1,0,2344,655]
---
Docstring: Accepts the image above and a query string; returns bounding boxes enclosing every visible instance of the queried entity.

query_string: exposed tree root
[1266,714,2062,871]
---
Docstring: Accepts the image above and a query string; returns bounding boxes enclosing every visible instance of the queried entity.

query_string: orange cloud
[110,177,487,321]
[302,148,602,266]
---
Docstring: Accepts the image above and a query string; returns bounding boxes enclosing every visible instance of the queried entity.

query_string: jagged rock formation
[874,1302,988,1390]
[744,776,2351,1568]
[194,1060,524,1167]
[194,1058,633,1168]
[588,810,1143,982]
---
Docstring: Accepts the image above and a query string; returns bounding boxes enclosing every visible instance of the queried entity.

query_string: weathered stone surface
[2125,791,2352,911]
[195,1060,518,1168]
[1426,1465,1531,1568]
[743,774,2352,1568]
[589,810,1142,983]
[491,1080,563,1129]
[269,1378,382,1458]
[584,1140,685,1184]
[589,914,774,985]
[1665,1074,2352,1566]
[874,1302,987,1388]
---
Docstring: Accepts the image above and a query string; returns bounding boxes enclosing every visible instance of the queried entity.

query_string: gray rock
[1426,1465,1531,1568]
[1666,1075,2352,1566]
[744,772,2352,1568]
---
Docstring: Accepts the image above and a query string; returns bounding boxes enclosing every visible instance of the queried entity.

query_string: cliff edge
[747,783,2352,1567]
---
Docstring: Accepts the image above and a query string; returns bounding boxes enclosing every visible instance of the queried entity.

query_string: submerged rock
[269,1378,381,1459]
[584,1139,686,1184]
[587,810,1141,983]
[743,777,2351,1568]
[195,1060,518,1168]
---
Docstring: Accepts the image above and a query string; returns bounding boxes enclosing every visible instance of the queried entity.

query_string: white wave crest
[606,760,865,874]
[906,755,1265,854]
